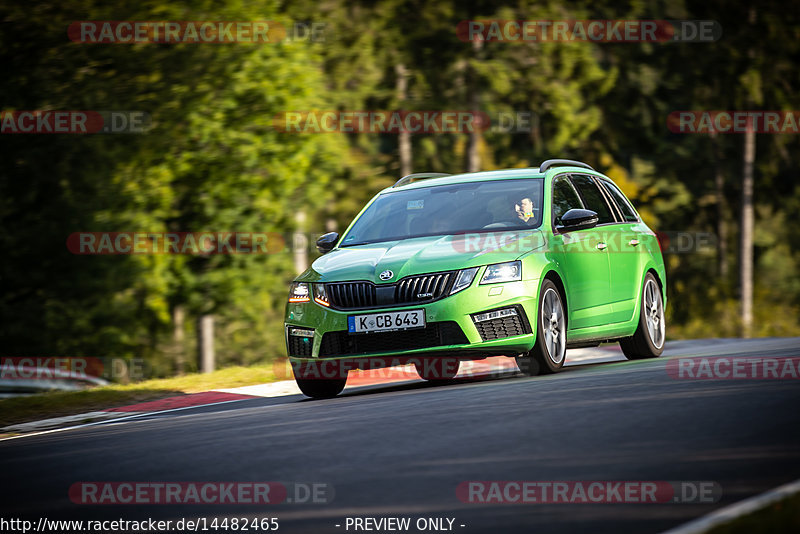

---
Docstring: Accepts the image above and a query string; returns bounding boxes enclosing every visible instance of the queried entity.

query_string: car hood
[304,230,546,283]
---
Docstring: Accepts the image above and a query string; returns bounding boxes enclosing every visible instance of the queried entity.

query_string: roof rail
[539,159,594,173]
[393,172,451,188]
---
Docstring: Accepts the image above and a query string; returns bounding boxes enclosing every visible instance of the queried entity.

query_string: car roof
[381,166,603,193]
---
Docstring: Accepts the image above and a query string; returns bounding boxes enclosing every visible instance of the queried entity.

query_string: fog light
[472,308,518,323]
[289,327,315,338]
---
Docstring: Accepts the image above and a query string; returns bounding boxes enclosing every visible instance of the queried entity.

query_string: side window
[569,175,615,224]
[600,180,639,222]
[551,175,584,226]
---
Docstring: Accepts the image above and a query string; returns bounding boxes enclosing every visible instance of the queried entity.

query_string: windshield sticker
[407,200,424,210]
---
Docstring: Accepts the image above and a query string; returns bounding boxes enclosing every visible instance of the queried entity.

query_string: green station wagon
[285,160,667,398]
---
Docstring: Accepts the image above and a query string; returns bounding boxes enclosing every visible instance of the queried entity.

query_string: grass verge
[706,492,800,534]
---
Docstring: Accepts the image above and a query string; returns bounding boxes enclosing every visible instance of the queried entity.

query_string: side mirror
[316,232,339,254]
[558,209,598,232]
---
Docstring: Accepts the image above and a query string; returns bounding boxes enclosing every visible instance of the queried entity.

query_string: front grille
[325,271,455,310]
[474,308,530,341]
[395,272,452,304]
[319,321,468,357]
[327,282,376,309]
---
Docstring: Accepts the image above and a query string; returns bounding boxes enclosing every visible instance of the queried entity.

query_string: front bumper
[284,278,540,362]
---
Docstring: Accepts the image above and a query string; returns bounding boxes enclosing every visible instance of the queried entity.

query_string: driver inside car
[515,196,537,223]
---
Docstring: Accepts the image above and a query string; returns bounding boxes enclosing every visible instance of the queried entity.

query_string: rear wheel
[516,279,566,375]
[414,359,460,381]
[620,273,665,359]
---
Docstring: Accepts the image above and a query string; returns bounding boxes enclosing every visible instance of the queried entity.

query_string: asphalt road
[2,338,799,534]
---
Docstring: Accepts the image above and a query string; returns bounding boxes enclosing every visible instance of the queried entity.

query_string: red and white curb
[1,348,625,436]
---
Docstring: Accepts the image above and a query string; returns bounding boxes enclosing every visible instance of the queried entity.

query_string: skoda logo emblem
[379,270,394,281]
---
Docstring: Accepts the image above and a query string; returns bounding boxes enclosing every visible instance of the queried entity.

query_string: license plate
[348,309,426,334]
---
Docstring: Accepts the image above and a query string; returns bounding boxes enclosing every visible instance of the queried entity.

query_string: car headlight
[480,261,522,284]
[288,282,310,303]
[313,284,330,307]
[450,267,479,295]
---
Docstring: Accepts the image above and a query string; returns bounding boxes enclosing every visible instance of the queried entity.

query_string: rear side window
[600,180,639,222]
[551,175,584,225]
[569,175,614,224]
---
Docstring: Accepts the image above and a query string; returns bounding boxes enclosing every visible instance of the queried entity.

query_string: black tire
[294,377,347,399]
[620,272,665,359]
[516,278,566,376]
[414,359,460,381]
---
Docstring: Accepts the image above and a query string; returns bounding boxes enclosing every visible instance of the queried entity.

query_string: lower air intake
[319,321,468,357]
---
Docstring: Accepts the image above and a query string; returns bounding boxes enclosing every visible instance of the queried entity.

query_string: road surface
[1,338,799,533]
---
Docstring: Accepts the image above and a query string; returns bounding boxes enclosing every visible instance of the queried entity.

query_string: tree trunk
[711,136,728,280]
[395,63,412,176]
[173,305,185,376]
[198,314,215,373]
[466,39,483,173]
[467,39,483,172]
[715,164,729,279]
[740,124,755,337]
[531,112,542,155]
[293,210,308,275]
[466,91,480,172]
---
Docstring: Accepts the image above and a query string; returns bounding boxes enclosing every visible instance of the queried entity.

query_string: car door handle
[628,239,640,246]
[596,242,607,250]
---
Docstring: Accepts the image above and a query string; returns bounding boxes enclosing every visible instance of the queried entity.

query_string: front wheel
[294,377,347,399]
[620,272,665,359]
[415,359,460,381]
[516,279,566,376]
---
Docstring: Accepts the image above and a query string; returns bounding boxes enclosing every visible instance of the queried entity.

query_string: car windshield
[340,178,544,247]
